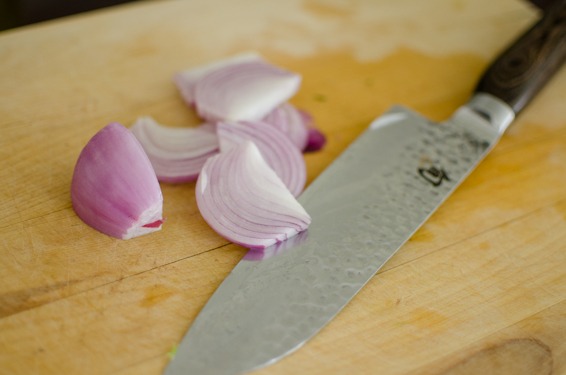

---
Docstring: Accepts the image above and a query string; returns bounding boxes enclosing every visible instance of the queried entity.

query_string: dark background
[0,0,136,31]
[0,0,557,32]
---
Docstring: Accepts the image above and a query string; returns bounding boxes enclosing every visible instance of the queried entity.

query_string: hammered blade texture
[165,106,500,375]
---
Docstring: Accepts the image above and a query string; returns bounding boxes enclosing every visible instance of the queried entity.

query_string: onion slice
[130,116,219,183]
[71,123,163,239]
[173,52,262,106]
[196,141,311,250]
[217,120,306,197]
[192,60,301,122]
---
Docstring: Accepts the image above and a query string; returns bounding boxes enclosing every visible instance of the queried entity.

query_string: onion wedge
[130,116,219,183]
[217,120,306,197]
[71,123,163,239]
[174,54,301,122]
[196,141,311,250]
[173,52,262,106]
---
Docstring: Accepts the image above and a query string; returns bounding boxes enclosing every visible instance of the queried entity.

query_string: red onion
[217,120,306,197]
[196,141,311,250]
[173,52,261,106]
[174,55,301,122]
[70,54,326,246]
[71,123,163,239]
[130,116,219,183]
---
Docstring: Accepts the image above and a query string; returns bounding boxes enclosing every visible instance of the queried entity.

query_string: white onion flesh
[71,123,163,239]
[196,141,311,250]
[130,116,219,183]
[217,120,306,197]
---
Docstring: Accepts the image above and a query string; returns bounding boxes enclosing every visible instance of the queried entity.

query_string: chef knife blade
[165,4,565,374]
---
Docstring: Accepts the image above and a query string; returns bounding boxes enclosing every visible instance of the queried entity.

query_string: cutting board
[1,0,565,374]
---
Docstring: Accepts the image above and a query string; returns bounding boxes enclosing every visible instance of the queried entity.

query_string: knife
[165,4,566,374]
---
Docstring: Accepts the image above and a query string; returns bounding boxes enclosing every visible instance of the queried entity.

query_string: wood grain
[0,0,564,374]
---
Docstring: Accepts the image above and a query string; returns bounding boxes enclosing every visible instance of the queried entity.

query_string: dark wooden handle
[475,0,566,115]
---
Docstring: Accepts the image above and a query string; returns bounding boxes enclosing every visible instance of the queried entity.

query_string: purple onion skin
[71,123,163,239]
[304,127,327,152]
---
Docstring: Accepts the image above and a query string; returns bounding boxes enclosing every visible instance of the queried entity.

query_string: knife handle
[475,0,566,115]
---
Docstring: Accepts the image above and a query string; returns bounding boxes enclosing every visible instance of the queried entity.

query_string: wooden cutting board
[1,0,565,374]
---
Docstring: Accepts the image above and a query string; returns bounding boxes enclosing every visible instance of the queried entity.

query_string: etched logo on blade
[418,165,451,187]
